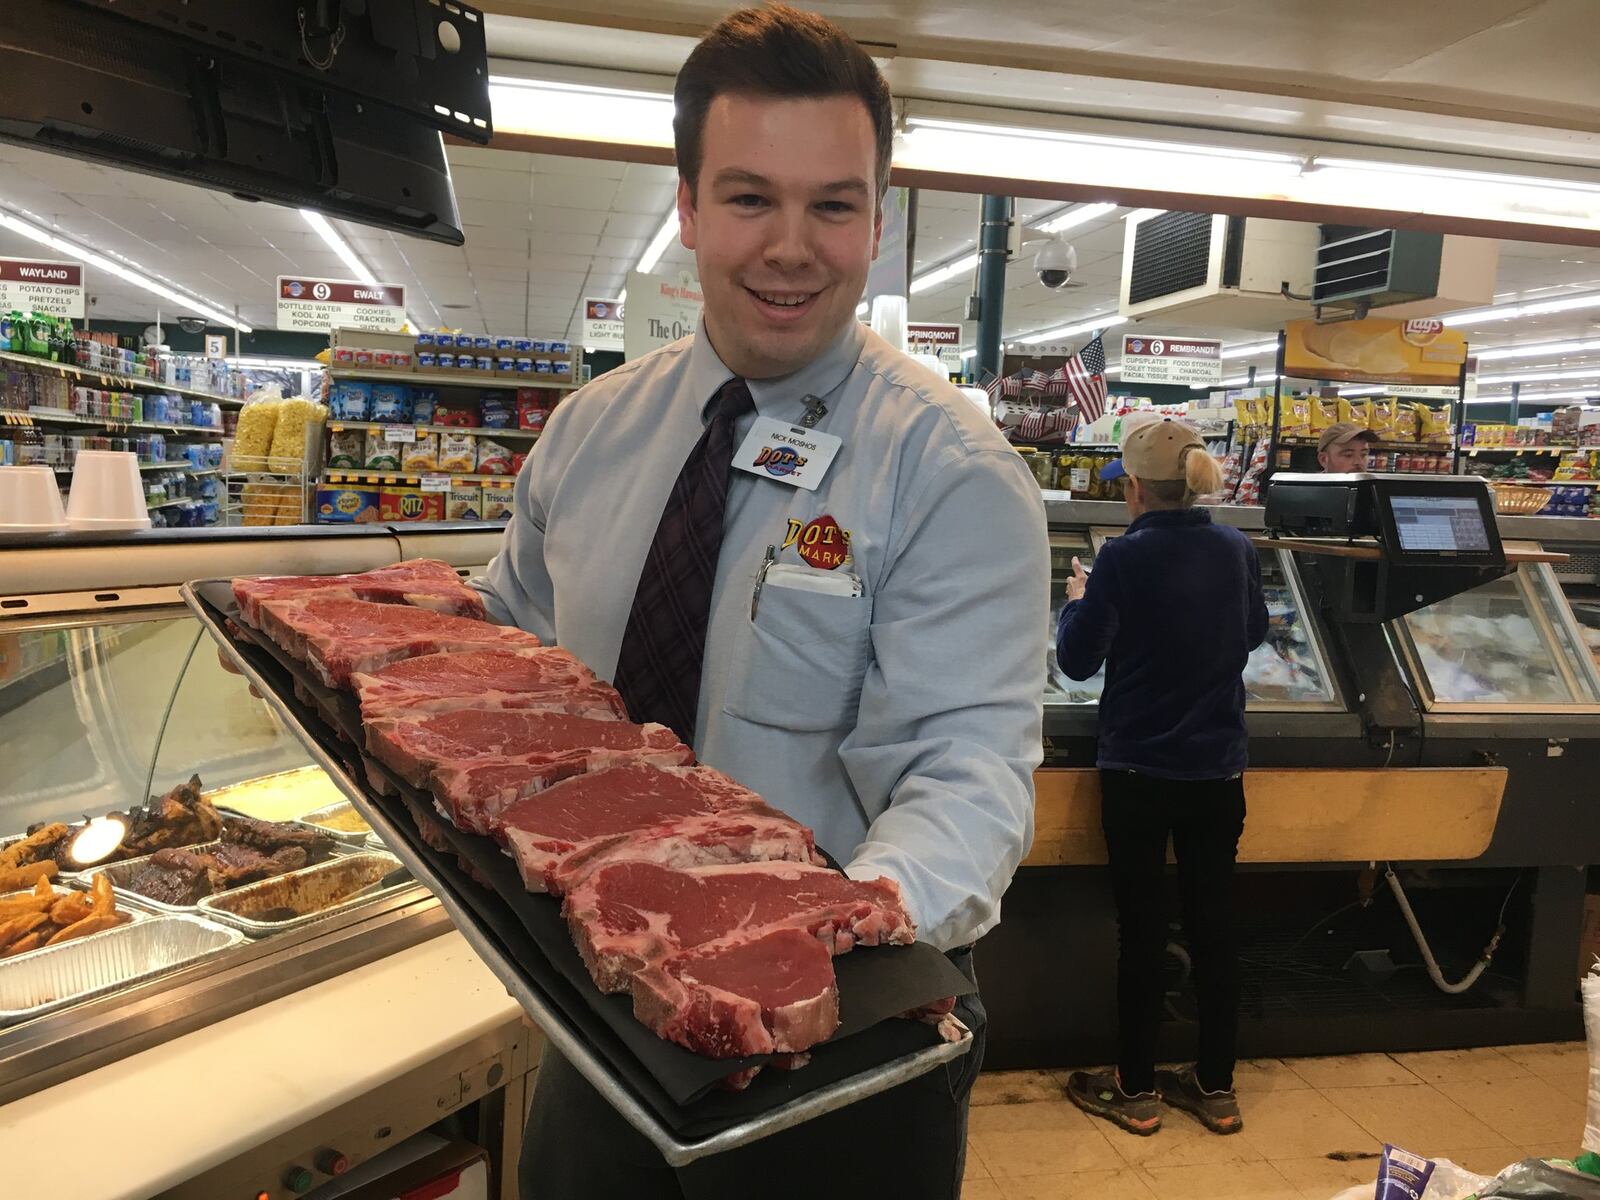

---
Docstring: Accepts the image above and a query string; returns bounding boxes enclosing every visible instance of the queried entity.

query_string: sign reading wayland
[0,257,85,318]
[277,276,406,334]
[1120,335,1222,385]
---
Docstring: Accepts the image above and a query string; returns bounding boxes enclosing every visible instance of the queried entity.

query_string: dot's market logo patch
[782,514,852,570]
[753,444,807,478]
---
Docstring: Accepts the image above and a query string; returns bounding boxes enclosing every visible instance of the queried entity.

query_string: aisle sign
[0,257,84,318]
[1120,335,1222,385]
[204,333,227,358]
[276,276,405,334]
[623,270,703,361]
[908,322,964,373]
[582,297,625,352]
[1284,317,1468,386]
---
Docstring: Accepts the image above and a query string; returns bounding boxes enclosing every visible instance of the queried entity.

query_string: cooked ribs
[28,775,224,869]
[223,815,334,860]
[120,818,331,905]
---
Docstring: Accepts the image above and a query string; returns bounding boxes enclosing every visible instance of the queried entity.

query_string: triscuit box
[445,485,483,522]
[482,482,514,520]
[379,485,443,522]
[315,486,381,524]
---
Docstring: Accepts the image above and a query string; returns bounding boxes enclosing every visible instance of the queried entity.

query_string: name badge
[732,416,841,492]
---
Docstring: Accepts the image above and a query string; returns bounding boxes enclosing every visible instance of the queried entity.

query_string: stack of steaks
[232,561,918,1068]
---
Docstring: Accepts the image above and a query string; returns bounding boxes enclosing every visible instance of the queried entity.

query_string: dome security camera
[1034,239,1078,289]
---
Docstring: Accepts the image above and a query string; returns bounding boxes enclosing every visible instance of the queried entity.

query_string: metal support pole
[1509,381,1521,425]
[975,194,1011,384]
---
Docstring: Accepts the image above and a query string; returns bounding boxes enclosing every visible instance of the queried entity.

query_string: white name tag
[732,416,841,492]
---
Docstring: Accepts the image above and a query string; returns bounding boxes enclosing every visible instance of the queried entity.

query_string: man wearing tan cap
[1318,421,1379,472]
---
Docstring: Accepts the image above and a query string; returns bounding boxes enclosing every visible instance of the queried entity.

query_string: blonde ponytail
[1183,445,1224,498]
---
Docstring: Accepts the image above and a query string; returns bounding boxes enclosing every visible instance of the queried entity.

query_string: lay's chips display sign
[1284,317,1468,386]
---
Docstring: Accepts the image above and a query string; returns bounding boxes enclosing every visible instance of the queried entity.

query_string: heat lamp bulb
[68,814,128,866]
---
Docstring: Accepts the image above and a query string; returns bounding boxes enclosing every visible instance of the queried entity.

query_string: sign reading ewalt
[277,276,406,334]
[1285,317,1468,386]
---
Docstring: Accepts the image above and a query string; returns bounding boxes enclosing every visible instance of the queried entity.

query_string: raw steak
[257,596,540,689]
[351,647,623,720]
[366,707,690,792]
[233,559,485,627]
[631,926,840,1058]
[564,860,914,995]
[489,763,823,894]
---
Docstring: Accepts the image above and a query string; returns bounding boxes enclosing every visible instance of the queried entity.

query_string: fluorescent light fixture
[1443,292,1600,327]
[1196,373,1280,389]
[228,355,327,372]
[1105,363,1122,376]
[959,348,976,360]
[636,210,681,277]
[904,117,1298,165]
[301,209,378,286]
[1015,313,1125,346]
[1469,388,1600,405]
[1223,340,1279,359]
[1475,338,1600,362]
[910,251,979,296]
[1479,367,1600,386]
[0,207,250,333]
[1124,208,1167,221]
[490,76,675,149]
[1312,156,1600,196]
[1037,202,1118,234]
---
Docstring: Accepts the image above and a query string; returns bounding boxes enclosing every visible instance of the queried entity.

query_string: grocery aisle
[962,1044,1588,1199]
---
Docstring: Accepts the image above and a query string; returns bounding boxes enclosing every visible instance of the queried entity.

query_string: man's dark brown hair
[673,4,894,202]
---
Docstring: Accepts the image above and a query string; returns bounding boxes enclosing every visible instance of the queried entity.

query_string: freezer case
[1044,525,1343,711]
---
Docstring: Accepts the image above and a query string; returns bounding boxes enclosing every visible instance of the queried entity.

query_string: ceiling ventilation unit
[1313,226,1499,320]
[1119,211,1318,327]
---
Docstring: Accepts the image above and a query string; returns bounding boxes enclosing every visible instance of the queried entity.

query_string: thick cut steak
[564,860,915,995]
[257,597,539,688]
[489,763,822,894]
[631,927,840,1058]
[233,559,485,627]
[351,648,622,720]
[367,707,690,793]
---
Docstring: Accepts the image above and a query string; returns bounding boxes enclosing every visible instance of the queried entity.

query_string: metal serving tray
[0,885,148,960]
[85,838,349,916]
[197,852,407,937]
[183,579,972,1167]
[293,800,375,846]
[0,914,244,1025]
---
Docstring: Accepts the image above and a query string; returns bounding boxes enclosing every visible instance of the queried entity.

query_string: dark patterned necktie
[613,377,755,743]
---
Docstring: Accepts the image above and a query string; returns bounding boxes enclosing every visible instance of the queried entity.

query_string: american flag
[1060,333,1109,424]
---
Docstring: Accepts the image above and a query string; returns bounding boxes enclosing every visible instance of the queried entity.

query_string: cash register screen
[1388,494,1493,552]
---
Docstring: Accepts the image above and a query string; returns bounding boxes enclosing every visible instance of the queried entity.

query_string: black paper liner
[195,581,972,1133]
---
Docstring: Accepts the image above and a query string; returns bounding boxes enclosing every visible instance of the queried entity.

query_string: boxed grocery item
[411,388,438,425]
[482,481,514,519]
[476,437,514,475]
[479,391,515,428]
[379,485,444,522]
[329,380,373,420]
[438,431,476,473]
[327,429,364,468]
[434,398,480,426]
[364,428,402,471]
[402,432,440,473]
[315,486,380,523]
[446,485,483,521]
[370,382,411,423]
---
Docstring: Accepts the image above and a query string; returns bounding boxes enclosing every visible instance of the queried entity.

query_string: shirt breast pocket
[722,582,873,732]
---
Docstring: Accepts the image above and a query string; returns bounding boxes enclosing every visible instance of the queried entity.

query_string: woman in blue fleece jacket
[1056,418,1267,1139]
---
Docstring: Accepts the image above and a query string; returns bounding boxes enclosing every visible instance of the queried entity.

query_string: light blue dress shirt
[474,319,1048,949]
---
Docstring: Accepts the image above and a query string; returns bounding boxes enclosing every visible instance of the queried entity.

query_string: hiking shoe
[1065,1070,1162,1136]
[1155,1066,1243,1134]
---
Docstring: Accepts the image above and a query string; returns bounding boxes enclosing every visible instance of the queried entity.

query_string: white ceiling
[1,138,1599,396]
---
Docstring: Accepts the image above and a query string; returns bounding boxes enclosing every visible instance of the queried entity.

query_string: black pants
[519,950,985,1200]
[1100,769,1246,1096]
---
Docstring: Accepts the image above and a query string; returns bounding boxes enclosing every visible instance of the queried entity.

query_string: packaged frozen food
[401,432,439,473]
[329,380,372,421]
[327,429,364,469]
[315,486,381,523]
[364,428,402,471]
[370,383,411,423]
[446,485,483,521]
[438,431,476,473]
[476,438,514,475]
[379,486,443,522]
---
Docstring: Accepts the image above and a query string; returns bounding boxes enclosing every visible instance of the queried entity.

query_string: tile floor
[962,1043,1590,1199]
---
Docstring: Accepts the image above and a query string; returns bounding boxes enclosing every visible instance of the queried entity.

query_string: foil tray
[0,885,148,962]
[198,852,408,937]
[0,915,244,1025]
[85,837,350,916]
[293,800,376,846]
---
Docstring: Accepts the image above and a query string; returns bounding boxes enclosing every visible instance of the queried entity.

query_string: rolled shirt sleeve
[1055,544,1122,681]
[470,407,568,641]
[840,450,1049,950]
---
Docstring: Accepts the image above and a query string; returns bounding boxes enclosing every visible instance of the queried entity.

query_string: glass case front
[1044,526,1343,711]
[1389,560,1600,711]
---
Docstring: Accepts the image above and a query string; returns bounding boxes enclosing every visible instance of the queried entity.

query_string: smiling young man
[476,7,1048,1198]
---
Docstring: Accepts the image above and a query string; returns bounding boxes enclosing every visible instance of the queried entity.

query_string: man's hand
[1066,556,1089,603]
[215,646,262,699]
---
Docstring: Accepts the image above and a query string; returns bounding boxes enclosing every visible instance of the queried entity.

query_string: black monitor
[0,1,492,245]
[1371,476,1502,567]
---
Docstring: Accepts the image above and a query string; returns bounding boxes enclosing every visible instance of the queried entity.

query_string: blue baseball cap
[1099,458,1127,481]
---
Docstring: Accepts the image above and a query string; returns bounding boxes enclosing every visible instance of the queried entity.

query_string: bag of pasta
[231,386,284,472]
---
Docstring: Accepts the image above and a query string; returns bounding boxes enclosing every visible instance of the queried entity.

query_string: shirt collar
[687,317,867,424]
[1126,506,1213,535]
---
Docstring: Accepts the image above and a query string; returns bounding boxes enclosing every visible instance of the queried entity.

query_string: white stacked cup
[65,450,151,530]
[0,465,70,533]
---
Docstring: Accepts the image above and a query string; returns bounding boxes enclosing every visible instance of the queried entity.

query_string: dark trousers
[1100,769,1246,1096]
[519,950,985,1200]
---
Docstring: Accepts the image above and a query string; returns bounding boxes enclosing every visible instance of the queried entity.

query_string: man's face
[679,93,882,380]
[1319,440,1371,472]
